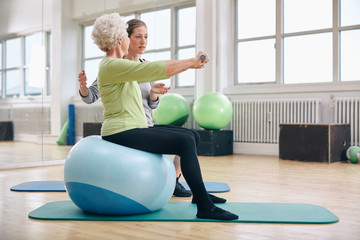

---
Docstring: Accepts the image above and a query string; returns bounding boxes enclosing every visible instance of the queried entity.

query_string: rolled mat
[56,120,68,145]
[67,104,75,145]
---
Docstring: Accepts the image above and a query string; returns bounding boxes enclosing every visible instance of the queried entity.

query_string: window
[6,70,21,96]
[340,29,360,81]
[0,32,51,99]
[237,0,275,39]
[284,0,332,33]
[83,25,104,87]
[283,0,333,84]
[340,0,360,27]
[140,9,171,50]
[177,47,195,86]
[176,6,196,87]
[238,39,276,83]
[236,0,276,83]
[140,9,171,87]
[140,6,197,87]
[82,4,196,89]
[5,38,21,97]
[25,32,43,95]
[340,0,360,82]
[284,33,332,84]
[236,0,360,85]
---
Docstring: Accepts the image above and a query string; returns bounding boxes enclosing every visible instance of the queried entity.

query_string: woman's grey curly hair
[92,13,128,52]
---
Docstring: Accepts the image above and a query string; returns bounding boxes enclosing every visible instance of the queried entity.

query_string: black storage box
[0,121,14,141]
[83,122,102,137]
[279,123,350,163]
[196,130,233,156]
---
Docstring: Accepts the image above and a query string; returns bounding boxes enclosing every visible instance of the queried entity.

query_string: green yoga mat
[28,201,339,224]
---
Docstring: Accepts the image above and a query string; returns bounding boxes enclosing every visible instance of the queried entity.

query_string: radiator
[334,97,360,146]
[230,98,321,143]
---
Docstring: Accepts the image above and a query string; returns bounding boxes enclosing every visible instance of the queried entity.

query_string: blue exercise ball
[64,135,176,215]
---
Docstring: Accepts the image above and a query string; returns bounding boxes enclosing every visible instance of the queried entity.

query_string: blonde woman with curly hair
[91,12,238,221]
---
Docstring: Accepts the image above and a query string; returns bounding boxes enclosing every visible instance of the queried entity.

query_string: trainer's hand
[151,83,171,94]
[150,83,171,101]
[78,70,89,97]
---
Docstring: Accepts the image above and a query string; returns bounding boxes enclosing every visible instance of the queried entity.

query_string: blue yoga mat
[10,181,66,192]
[181,181,230,193]
[11,181,230,193]
[28,201,339,224]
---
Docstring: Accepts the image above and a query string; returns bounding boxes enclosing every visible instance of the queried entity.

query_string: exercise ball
[346,146,360,164]
[64,136,176,215]
[192,92,233,130]
[152,93,190,126]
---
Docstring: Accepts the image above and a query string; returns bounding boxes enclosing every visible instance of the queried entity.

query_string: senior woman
[78,19,193,197]
[92,13,238,220]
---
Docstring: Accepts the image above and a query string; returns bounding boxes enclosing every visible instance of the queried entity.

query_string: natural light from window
[341,29,360,81]
[178,7,196,46]
[340,0,360,26]
[5,38,21,69]
[284,0,332,33]
[84,26,103,59]
[284,33,333,84]
[237,39,276,83]
[5,70,20,96]
[237,0,275,38]
[140,9,171,51]
[177,6,196,87]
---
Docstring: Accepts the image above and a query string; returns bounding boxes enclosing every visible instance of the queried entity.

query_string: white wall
[71,0,193,21]
[0,0,52,37]
[50,0,80,136]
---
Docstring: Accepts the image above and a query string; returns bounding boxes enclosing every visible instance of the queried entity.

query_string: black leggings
[102,125,213,209]
[152,124,200,147]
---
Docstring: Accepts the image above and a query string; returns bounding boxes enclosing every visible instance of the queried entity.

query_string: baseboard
[233,142,279,156]
[0,159,65,170]
[14,134,59,145]
[14,133,39,143]
[38,135,59,145]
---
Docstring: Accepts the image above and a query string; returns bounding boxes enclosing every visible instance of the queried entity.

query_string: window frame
[0,42,2,98]
[80,3,197,91]
[174,4,197,88]
[233,0,360,89]
[81,24,105,88]
[4,37,22,98]
[0,31,52,99]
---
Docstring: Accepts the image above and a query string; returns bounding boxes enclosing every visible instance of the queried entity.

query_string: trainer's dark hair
[127,19,147,37]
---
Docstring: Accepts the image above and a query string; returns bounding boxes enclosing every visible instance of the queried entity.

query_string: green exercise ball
[193,92,233,130]
[152,93,190,126]
[346,146,360,164]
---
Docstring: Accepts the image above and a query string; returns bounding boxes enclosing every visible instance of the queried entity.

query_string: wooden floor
[0,142,360,240]
[0,141,72,169]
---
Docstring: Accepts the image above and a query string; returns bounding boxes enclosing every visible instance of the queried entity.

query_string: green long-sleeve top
[98,57,169,136]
